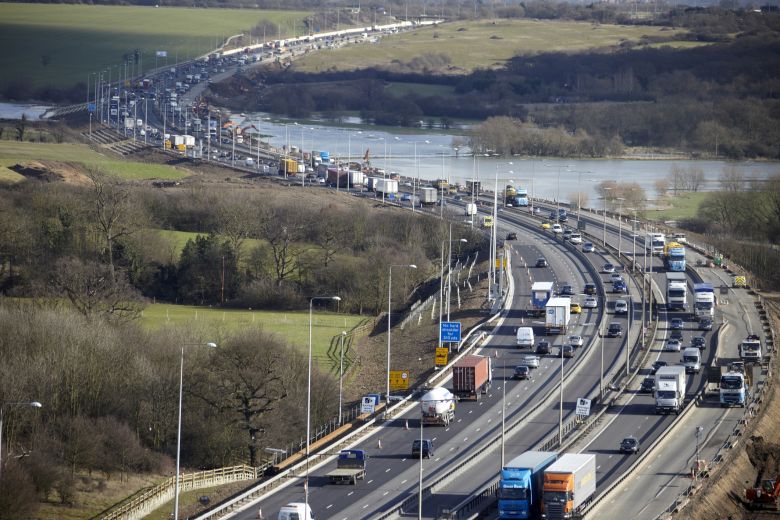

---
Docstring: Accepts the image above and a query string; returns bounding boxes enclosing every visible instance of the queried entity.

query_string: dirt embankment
[687,294,780,520]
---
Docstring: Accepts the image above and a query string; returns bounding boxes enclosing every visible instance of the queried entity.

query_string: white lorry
[739,334,762,363]
[665,272,688,311]
[682,347,701,374]
[465,203,478,217]
[420,387,456,426]
[545,297,571,335]
[420,186,438,205]
[278,502,315,520]
[655,365,686,414]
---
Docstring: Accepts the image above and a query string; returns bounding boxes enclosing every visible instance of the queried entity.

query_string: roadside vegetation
[0,146,484,516]
[234,8,780,159]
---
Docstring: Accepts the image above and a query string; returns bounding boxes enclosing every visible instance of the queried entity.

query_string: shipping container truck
[505,185,518,206]
[694,283,715,319]
[655,365,686,414]
[531,282,554,317]
[541,453,596,520]
[452,355,492,400]
[326,449,366,485]
[420,187,438,205]
[545,297,571,334]
[349,170,365,186]
[663,242,686,272]
[666,272,688,311]
[466,180,481,196]
[720,366,749,407]
[420,387,455,426]
[498,451,558,519]
[739,334,762,363]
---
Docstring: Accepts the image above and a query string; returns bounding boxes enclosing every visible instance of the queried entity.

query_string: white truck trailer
[655,365,686,414]
[545,297,571,335]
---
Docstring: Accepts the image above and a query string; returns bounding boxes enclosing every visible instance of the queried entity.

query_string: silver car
[522,355,540,368]
[583,296,598,308]
[567,335,584,348]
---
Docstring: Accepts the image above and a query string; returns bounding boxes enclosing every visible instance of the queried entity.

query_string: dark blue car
[612,280,627,293]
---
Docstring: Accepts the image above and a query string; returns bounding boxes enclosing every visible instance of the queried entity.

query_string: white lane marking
[326,505,333,509]
[463,437,469,442]
[401,458,407,462]
[385,468,391,473]
[368,479,374,484]
[476,427,482,432]
[383,491,390,496]
[347,491,354,496]
[363,504,369,509]
[435,457,441,461]
[402,479,408,484]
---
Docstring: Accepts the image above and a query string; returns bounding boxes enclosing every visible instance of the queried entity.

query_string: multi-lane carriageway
[200,200,763,520]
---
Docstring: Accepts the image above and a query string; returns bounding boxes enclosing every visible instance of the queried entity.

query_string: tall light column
[616,197,625,260]
[559,343,565,447]
[602,187,613,247]
[338,331,347,425]
[307,296,340,512]
[0,400,42,485]
[387,265,417,404]
[174,342,217,520]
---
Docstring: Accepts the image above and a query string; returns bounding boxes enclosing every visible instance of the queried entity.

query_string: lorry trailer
[420,387,456,426]
[451,355,492,401]
[531,282,554,317]
[541,453,596,519]
[498,451,558,519]
[694,283,715,319]
[666,272,688,311]
[545,297,571,334]
[655,365,686,414]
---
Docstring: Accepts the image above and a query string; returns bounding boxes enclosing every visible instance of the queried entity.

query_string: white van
[682,347,701,374]
[278,502,315,520]
[516,327,535,348]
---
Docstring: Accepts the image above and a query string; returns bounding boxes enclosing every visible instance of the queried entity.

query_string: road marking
[476,427,481,432]
[363,504,369,509]
[435,457,441,461]
[597,465,602,470]
[433,437,438,441]
[463,437,469,442]
[383,491,390,496]
[347,491,354,496]
[385,468,391,473]
[326,504,333,509]
[450,447,455,451]
[401,458,407,462]
[445,427,450,432]
[368,479,374,484]
[468,410,473,414]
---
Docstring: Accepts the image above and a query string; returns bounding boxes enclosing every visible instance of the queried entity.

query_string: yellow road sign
[495,258,507,269]
[435,347,449,367]
[389,370,410,390]
[734,276,746,288]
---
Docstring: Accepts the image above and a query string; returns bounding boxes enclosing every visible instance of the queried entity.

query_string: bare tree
[685,166,705,192]
[15,114,27,142]
[668,164,685,195]
[654,179,669,198]
[568,192,589,212]
[215,198,255,266]
[254,206,307,286]
[720,165,744,192]
[87,169,144,284]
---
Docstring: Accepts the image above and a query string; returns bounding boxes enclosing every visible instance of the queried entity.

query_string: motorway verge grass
[0,3,309,90]
[294,19,687,74]
[0,141,188,181]
[643,191,713,221]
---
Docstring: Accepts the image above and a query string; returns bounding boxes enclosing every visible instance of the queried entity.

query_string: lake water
[238,113,780,202]
[0,102,52,120]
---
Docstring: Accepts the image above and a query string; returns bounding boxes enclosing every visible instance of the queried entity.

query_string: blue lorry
[498,450,558,519]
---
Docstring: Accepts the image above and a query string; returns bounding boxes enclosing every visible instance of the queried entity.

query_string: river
[237,113,780,203]
[0,102,52,120]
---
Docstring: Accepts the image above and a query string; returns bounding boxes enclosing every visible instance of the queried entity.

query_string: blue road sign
[440,322,462,343]
[87,103,96,113]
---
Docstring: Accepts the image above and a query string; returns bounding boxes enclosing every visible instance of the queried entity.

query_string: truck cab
[720,368,748,407]
[739,334,762,363]
[278,502,315,520]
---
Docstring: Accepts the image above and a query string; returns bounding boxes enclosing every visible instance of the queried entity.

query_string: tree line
[0,172,485,514]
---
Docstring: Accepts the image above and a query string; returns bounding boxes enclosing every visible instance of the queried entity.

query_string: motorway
[221,203,640,519]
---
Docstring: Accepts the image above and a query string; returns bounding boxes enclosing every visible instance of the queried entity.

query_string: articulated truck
[531,282,554,317]
[420,387,456,426]
[664,242,686,272]
[498,451,558,519]
[720,367,749,407]
[739,334,762,363]
[541,453,597,520]
[451,355,492,401]
[694,283,715,319]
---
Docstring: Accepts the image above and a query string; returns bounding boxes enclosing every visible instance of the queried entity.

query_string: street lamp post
[694,426,704,480]
[0,400,42,485]
[559,343,565,447]
[307,296,341,512]
[174,341,217,520]
[388,265,416,403]
[338,331,347,425]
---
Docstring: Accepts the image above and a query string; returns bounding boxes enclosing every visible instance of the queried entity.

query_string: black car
[670,318,684,330]
[584,283,597,295]
[559,283,575,296]
[536,340,551,355]
[670,329,684,341]
[699,317,714,331]
[548,211,557,220]
[607,322,623,338]
[692,336,707,350]
[651,360,668,374]
[513,365,531,380]
[506,232,518,240]
[640,377,655,393]
[412,439,434,458]
[620,436,640,454]
[535,257,548,268]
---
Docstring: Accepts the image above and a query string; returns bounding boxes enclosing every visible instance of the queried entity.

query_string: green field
[141,304,367,358]
[643,191,714,221]
[0,141,188,182]
[0,3,309,89]
[295,19,686,73]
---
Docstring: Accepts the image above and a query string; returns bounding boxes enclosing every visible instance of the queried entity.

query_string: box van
[516,327,535,348]
[278,502,315,520]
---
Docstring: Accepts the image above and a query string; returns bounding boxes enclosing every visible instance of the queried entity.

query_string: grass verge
[643,191,713,221]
